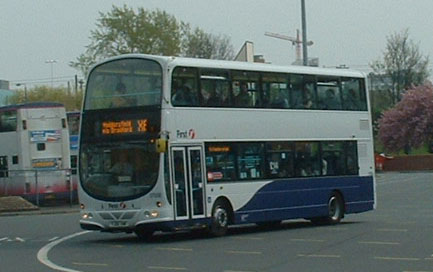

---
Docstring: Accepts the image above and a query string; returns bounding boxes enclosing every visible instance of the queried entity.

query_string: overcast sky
[1,0,432,88]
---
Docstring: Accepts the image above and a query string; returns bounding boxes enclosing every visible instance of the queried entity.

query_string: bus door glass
[171,146,205,220]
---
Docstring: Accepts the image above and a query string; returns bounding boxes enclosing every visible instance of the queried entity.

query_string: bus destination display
[102,119,148,135]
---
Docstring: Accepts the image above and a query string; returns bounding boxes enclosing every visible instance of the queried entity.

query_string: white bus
[0,102,71,202]
[78,54,375,238]
[67,111,80,197]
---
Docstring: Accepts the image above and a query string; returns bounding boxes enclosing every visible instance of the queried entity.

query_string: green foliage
[10,86,83,111]
[71,5,234,77]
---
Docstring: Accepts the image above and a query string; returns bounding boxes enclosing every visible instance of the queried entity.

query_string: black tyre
[327,193,344,224]
[134,229,154,241]
[209,201,231,237]
[311,193,344,225]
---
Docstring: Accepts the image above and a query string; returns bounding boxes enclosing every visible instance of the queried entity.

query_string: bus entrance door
[171,146,206,222]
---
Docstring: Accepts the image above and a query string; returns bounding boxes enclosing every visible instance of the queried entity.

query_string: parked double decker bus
[78,54,375,238]
[0,102,71,202]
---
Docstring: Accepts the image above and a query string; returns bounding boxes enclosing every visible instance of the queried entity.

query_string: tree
[10,86,83,111]
[378,83,433,153]
[70,6,182,76]
[370,29,430,105]
[182,26,234,60]
[71,5,234,77]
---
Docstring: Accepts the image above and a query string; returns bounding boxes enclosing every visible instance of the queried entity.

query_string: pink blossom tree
[378,83,433,152]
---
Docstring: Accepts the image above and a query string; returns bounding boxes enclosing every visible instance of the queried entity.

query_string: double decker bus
[78,54,375,238]
[0,102,71,202]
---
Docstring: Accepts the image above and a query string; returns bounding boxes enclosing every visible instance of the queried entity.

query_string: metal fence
[0,168,77,207]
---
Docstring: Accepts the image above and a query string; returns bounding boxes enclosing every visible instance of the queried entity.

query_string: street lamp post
[15,83,28,103]
[45,59,57,88]
[301,0,308,66]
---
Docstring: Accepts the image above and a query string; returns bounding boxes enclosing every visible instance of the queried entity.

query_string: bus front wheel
[134,229,154,241]
[209,200,231,237]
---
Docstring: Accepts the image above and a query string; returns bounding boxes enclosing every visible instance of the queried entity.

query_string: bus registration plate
[109,221,127,228]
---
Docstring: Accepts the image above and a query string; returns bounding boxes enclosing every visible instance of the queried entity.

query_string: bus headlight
[144,210,159,218]
[82,213,93,219]
[156,201,163,207]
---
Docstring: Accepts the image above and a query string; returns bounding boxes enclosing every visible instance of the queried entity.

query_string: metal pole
[35,170,39,206]
[68,169,72,207]
[301,0,308,66]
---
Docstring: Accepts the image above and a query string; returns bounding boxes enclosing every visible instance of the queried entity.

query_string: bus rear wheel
[327,193,344,224]
[209,201,231,237]
[311,193,344,225]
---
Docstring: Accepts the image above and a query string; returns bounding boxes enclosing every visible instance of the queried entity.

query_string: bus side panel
[234,176,374,224]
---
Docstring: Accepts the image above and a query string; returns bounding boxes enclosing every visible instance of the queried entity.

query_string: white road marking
[232,236,264,241]
[15,237,25,242]
[358,241,400,245]
[49,236,59,242]
[377,228,408,232]
[403,270,433,272]
[0,237,8,242]
[72,262,108,267]
[37,231,90,272]
[297,254,341,258]
[226,250,262,255]
[291,238,325,243]
[147,266,187,271]
[224,270,255,272]
[157,247,193,252]
[374,256,419,261]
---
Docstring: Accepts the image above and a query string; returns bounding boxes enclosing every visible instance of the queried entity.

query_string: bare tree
[180,25,234,60]
[370,29,430,105]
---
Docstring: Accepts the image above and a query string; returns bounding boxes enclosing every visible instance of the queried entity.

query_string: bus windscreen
[84,58,162,110]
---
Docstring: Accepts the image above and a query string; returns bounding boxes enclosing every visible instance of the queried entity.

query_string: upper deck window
[170,65,368,112]
[0,110,17,132]
[172,67,199,106]
[85,58,162,110]
[341,78,367,111]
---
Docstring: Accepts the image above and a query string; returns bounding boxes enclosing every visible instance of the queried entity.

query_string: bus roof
[92,54,366,79]
[0,102,65,112]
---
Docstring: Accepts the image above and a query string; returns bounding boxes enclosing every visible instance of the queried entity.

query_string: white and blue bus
[78,54,375,238]
[0,102,71,202]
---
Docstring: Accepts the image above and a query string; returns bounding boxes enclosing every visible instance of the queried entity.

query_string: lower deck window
[205,140,358,182]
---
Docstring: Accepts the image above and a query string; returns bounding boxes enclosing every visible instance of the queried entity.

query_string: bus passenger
[323,88,341,110]
[292,89,304,109]
[206,89,221,107]
[345,89,361,110]
[112,82,136,107]
[235,83,251,107]
[172,85,196,106]
[110,151,133,177]
[303,90,313,109]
